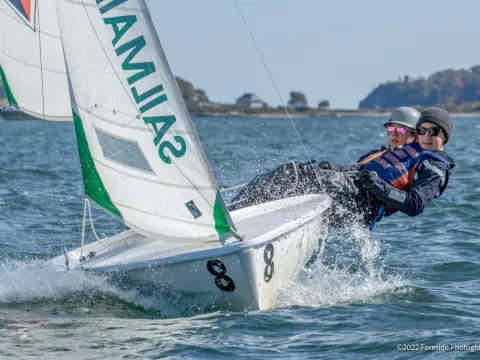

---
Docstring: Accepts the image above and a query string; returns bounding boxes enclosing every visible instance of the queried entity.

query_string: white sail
[55,0,235,242]
[0,0,71,120]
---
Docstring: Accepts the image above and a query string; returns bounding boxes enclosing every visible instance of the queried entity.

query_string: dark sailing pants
[229,161,382,227]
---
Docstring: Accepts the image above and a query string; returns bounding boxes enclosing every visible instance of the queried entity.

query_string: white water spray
[280,224,409,308]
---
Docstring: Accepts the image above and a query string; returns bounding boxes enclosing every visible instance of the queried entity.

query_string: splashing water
[279,224,409,308]
[0,260,114,304]
[0,260,167,316]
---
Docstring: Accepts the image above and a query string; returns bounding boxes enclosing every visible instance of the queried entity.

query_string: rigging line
[81,198,110,259]
[86,197,110,248]
[232,0,325,186]
[37,2,46,121]
[38,1,54,221]
[232,1,307,156]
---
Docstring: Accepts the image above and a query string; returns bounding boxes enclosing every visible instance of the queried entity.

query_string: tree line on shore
[360,65,480,113]
[177,64,480,115]
[175,77,331,116]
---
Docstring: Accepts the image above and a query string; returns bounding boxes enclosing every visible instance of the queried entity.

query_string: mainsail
[0,0,71,120]
[55,0,235,242]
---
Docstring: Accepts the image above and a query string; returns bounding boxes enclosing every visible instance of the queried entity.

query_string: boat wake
[0,260,107,303]
[279,224,410,308]
[0,260,175,317]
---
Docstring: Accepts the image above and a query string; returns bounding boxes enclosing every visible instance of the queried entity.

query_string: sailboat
[0,0,331,311]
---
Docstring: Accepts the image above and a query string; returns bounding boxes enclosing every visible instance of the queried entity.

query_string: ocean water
[0,114,479,359]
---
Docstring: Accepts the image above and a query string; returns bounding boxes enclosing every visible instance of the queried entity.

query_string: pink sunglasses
[386,126,408,135]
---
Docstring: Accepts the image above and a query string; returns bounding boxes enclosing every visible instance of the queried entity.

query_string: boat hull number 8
[264,243,274,282]
[206,259,236,292]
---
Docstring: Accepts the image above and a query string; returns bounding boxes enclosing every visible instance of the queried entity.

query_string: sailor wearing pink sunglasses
[383,107,419,148]
[353,107,419,166]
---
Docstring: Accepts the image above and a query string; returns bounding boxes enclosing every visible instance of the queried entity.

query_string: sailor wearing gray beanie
[359,106,455,222]
[417,107,452,144]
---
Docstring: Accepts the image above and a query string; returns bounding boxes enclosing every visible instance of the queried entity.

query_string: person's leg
[324,171,383,227]
[296,168,381,227]
[229,162,299,210]
[229,163,381,227]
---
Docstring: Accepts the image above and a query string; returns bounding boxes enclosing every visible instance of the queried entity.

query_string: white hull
[52,194,330,312]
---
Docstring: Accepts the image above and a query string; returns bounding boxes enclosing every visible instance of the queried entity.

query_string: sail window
[185,200,202,219]
[95,128,154,173]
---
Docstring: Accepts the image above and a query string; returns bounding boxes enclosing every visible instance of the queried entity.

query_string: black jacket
[365,151,455,217]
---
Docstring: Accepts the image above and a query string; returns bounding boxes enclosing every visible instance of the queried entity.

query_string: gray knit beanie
[417,107,452,144]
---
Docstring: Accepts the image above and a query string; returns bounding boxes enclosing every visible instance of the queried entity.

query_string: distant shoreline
[190,109,480,118]
[1,108,479,122]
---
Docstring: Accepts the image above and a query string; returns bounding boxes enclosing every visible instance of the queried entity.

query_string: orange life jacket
[362,143,425,190]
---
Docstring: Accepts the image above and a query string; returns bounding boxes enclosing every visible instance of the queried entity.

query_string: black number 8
[264,243,275,282]
[206,260,236,292]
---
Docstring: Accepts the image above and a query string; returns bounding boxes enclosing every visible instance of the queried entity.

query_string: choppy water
[0,114,479,359]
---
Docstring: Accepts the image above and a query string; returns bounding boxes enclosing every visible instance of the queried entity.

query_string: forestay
[0,0,71,120]
[55,0,236,242]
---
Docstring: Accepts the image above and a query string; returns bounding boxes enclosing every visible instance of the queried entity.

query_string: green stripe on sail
[0,65,18,106]
[213,192,231,235]
[72,110,120,216]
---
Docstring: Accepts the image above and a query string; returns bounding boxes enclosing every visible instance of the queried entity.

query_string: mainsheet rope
[232,0,325,187]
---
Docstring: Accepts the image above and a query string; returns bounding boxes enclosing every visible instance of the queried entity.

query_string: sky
[148,0,480,109]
